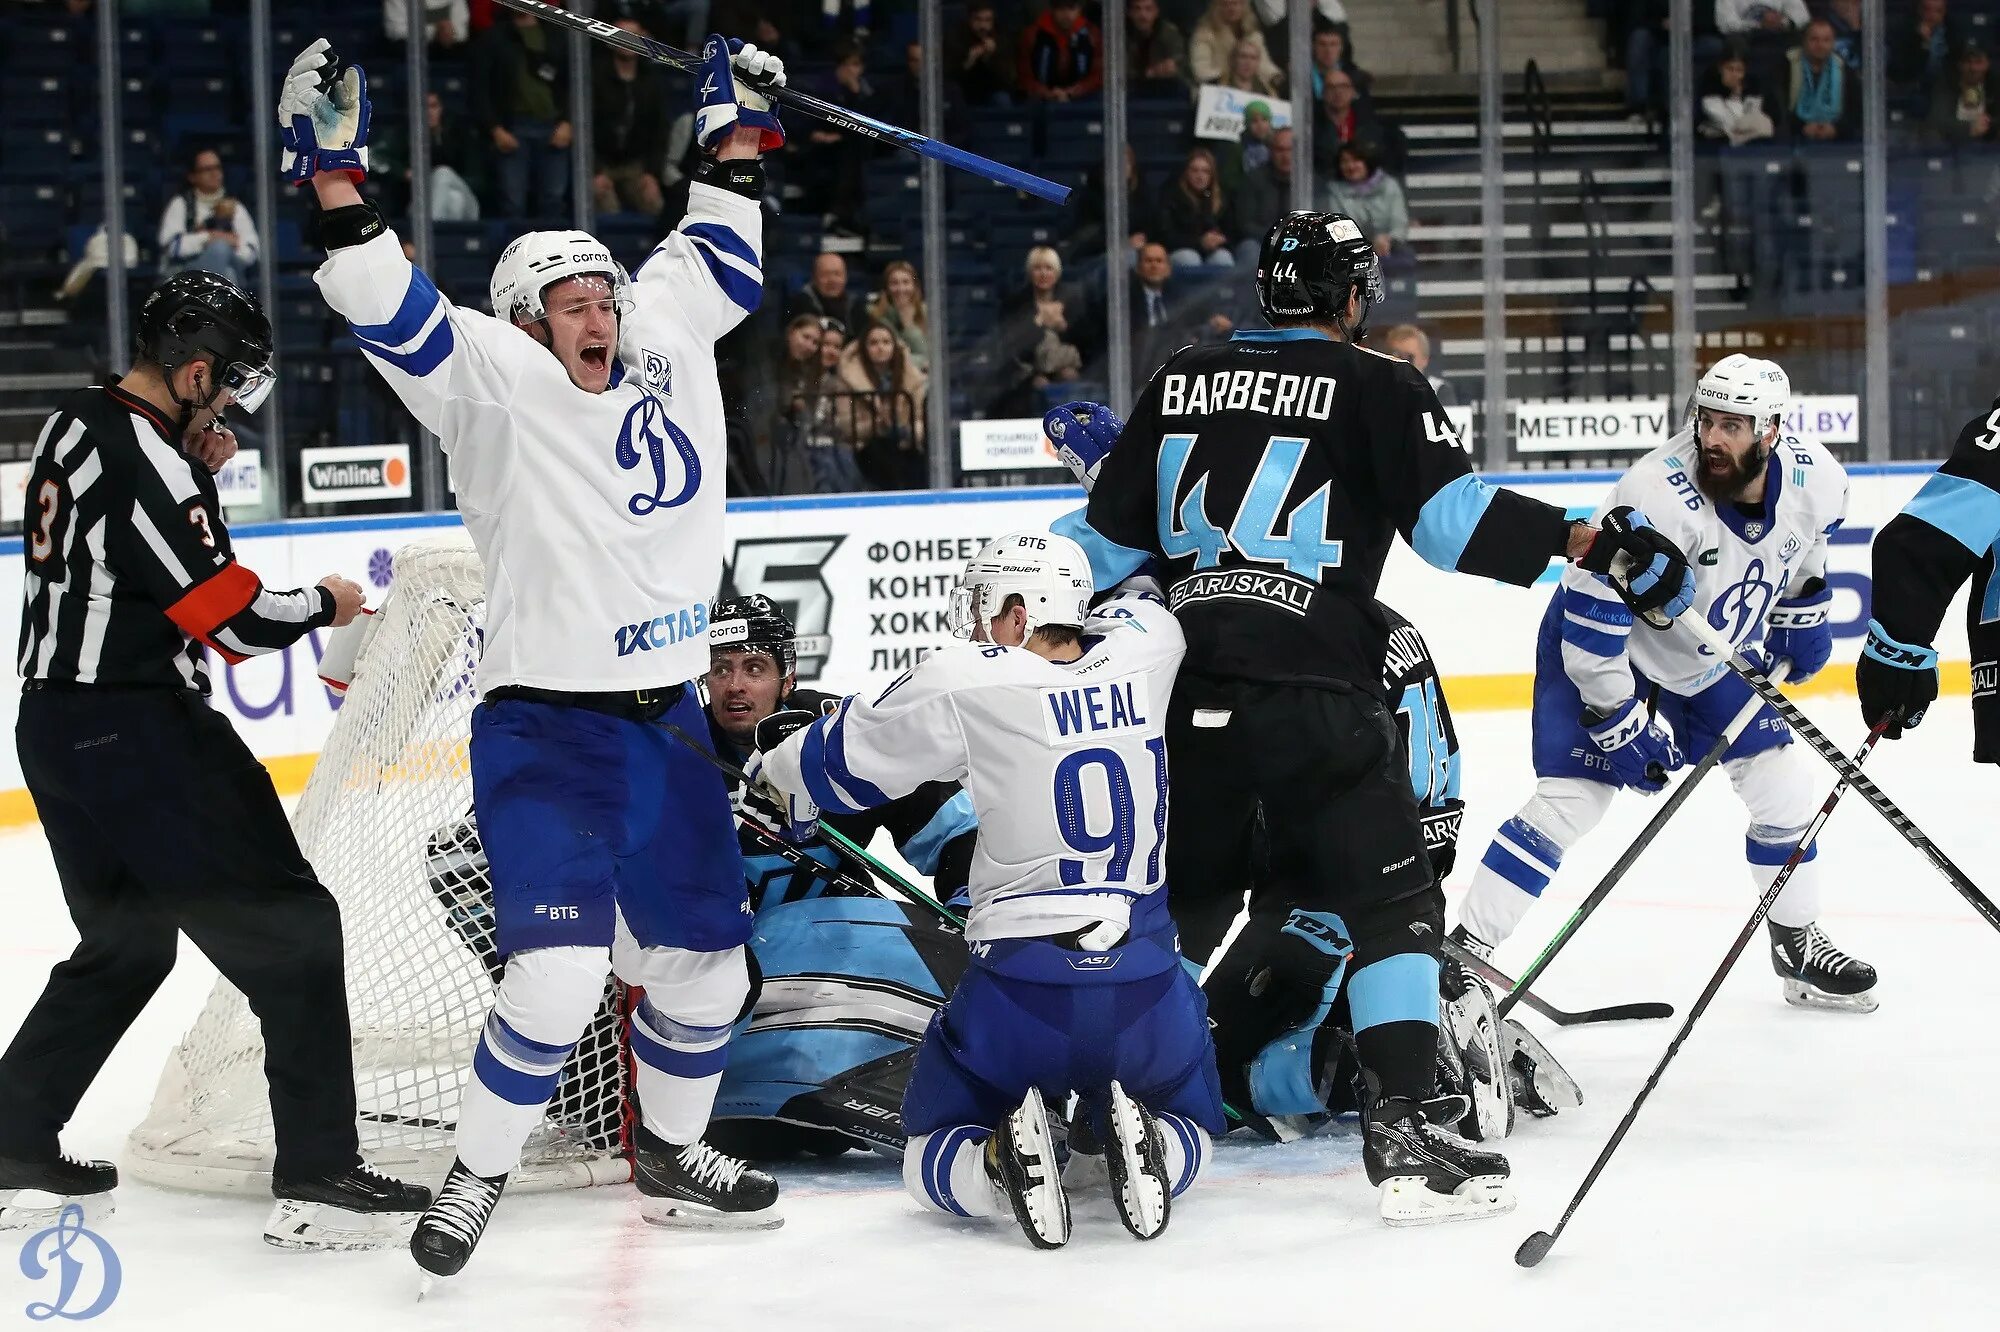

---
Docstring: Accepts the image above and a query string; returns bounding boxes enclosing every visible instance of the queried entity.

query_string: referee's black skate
[1359,1073,1515,1226]
[0,1152,116,1229]
[265,1161,432,1251]
[1769,921,1879,1013]
[987,1086,1069,1249]
[410,1160,507,1285]
[635,1128,782,1230]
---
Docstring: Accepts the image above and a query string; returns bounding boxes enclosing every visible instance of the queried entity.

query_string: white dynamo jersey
[1559,428,1848,710]
[764,586,1186,943]
[315,182,762,694]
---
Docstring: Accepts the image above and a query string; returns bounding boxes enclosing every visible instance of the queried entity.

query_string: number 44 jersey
[760,584,1184,946]
[1076,329,1577,697]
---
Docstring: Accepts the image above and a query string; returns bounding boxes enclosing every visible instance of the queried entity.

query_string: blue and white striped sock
[1462,815,1568,946]
[903,1126,999,1218]
[629,997,736,1146]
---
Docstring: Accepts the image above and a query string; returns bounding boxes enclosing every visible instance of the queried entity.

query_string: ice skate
[265,1161,431,1251]
[1360,1073,1515,1227]
[635,1130,782,1230]
[410,1160,507,1285]
[0,1153,116,1230]
[1502,1018,1583,1116]
[1769,921,1878,1013]
[986,1087,1069,1249]
[1103,1081,1172,1240]
[1440,952,1514,1140]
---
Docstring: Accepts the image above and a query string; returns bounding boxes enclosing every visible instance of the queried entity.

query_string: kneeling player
[1454,355,1878,1012]
[750,535,1225,1247]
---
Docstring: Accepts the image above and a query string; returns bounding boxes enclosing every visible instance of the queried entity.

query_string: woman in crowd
[1156,146,1237,268]
[1698,46,1776,147]
[838,322,930,491]
[995,245,1094,416]
[1189,0,1281,88]
[1222,34,1284,96]
[1318,140,1410,264]
[865,260,931,373]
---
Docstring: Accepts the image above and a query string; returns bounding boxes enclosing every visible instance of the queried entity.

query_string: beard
[1695,439,1767,502]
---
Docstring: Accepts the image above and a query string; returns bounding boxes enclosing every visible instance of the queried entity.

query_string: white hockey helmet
[1692,353,1790,433]
[489,229,631,324]
[948,531,1094,642]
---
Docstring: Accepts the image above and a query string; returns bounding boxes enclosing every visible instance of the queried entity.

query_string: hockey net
[125,537,633,1194]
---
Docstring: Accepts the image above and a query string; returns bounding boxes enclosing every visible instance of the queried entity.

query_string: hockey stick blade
[1443,938,1673,1026]
[1516,1231,1557,1268]
[486,0,1072,203]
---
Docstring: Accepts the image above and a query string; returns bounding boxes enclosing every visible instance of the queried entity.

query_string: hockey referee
[0,272,430,1247]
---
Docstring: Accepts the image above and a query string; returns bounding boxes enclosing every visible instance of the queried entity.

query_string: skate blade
[1378,1174,1517,1227]
[0,1189,114,1231]
[637,1197,785,1231]
[1002,1089,1070,1249]
[1782,979,1879,1014]
[262,1198,421,1251]
[1503,1019,1583,1111]
[1106,1084,1170,1241]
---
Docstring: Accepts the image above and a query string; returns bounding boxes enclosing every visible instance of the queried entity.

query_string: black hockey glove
[754,708,816,753]
[740,708,820,832]
[1855,619,1938,740]
[1576,506,1696,623]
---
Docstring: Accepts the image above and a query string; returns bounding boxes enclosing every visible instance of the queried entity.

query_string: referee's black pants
[0,686,361,1180]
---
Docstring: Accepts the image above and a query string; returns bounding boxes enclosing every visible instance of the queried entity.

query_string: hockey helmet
[134,270,276,412]
[710,593,798,677]
[949,532,1093,642]
[489,229,632,325]
[1255,210,1383,340]
[1692,354,1790,433]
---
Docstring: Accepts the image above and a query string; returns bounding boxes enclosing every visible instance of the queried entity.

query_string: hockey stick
[1669,614,2000,936]
[1517,720,1889,1268]
[487,0,1073,204]
[1441,937,1672,1026]
[1495,665,1790,1021]
[657,720,965,928]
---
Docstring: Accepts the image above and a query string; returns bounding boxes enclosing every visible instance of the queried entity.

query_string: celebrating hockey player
[279,32,788,1280]
[700,595,974,1157]
[1065,211,1697,1224]
[748,535,1226,1248]
[1455,354,1879,1013]
[1859,396,2000,755]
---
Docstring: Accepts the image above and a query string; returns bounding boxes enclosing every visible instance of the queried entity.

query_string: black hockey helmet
[134,270,277,413]
[709,594,798,677]
[1255,210,1383,341]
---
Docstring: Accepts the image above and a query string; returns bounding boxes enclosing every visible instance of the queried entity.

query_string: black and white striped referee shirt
[17,383,333,693]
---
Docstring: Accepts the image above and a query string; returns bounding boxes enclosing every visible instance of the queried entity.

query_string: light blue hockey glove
[1584,696,1681,794]
[278,39,372,184]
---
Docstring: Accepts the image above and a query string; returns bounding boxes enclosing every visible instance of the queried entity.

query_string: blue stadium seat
[6,74,75,127]
[159,25,232,75]
[0,185,68,245]
[2,23,86,70]
[0,129,71,183]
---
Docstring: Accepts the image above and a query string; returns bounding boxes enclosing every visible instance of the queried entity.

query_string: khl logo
[616,395,701,517]
[18,1204,120,1321]
[1709,556,1774,647]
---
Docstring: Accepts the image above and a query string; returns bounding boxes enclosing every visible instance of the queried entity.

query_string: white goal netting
[125,537,633,1194]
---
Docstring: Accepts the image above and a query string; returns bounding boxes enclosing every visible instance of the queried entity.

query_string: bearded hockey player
[749,534,1226,1248]
[281,30,789,1282]
[1454,354,1879,1013]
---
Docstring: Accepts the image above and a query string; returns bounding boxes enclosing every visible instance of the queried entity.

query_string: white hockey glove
[693,34,787,152]
[279,38,372,184]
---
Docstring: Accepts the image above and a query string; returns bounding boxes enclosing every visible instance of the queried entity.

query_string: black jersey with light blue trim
[1075,327,1575,694]
[1873,399,2000,651]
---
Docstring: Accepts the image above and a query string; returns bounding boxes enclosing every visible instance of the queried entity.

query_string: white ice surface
[1,700,1993,1330]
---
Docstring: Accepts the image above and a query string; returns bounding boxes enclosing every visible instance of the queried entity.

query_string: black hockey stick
[1495,667,1788,1021]
[1672,615,2000,936]
[1517,720,1888,1268]
[1442,937,1672,1026]
[487,0,1072,203]
[658,720,966,928]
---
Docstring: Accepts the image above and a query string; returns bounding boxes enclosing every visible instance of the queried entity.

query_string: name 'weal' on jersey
[1556,430,1847,711]
[762,587,1185,945]
[314,181,761,695]
[1075,331,1574,695]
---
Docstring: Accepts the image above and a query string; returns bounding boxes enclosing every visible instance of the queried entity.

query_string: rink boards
[0,464,1964,827]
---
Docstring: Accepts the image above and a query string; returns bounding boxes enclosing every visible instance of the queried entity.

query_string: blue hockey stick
[488,0,1074,205]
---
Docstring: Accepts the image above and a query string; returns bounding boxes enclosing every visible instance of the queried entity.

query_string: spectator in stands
[1310,21,1372,100]
[792,40,877,232]
[790,319,864,492]
[158,148,259,287]
[1698,47,1776,147]
[946,1,1018,107]
[866,260,931,372]
[838,324,929,491]
[786,252,870,332]
[760,314,825,495]
[1189,0,1281,88]
[1313,68,1391,175]
[1891,0,1964,93]
[997,246,1094,415]
[385,0,468,50]
[1319,141,1409,265]
[1717,0,1807,90]
[1239,102,1276,175]
[1233,125,1295,264]
[1621,0,1670,118]
[1020,0,1105,103]
[1929,39,2000,143]
[1785,18,1859,142]
[1379,324,1455,406]
[1130,241,1233,378]
[591,18,670,217]
[1221,35,1284,97]
[376,91,487,221]
[1824,0,1864,71]
[472,5,574,219]
[1157,146,1237,268]
[1128,0,1193,97]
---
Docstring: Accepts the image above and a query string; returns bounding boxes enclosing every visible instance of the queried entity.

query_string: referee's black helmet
[135,270,277,412]
[1254,210,1384,341]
